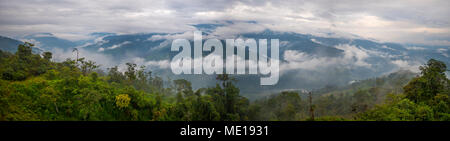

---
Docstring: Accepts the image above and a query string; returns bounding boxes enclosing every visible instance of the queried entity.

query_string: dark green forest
[0,43,449,121]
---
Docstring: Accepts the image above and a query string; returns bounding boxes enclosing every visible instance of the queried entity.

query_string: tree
[404,59,449,104]
[116,94,131,109]
[16,42,33,60]
[152,76,163,91]
[72,48,79,62]
[125,63,137,81]
[357,94,434,121]
[107,66,125,84]
[1,42,52,80]
[42,52,52,61]
[78,58,99,76]
[359,59,450,121]
[174,79,193,97]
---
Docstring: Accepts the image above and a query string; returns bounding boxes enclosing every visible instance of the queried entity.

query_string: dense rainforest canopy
[0,43,448,121]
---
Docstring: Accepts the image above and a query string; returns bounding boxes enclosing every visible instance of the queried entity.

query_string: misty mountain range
[1,23,449,99]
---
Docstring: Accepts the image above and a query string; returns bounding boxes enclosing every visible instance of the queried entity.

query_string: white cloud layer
[51,47,170,73]
[98,41,131,51]
[280,43,424,75]
[0,0,449,45]
[281,44,372,72]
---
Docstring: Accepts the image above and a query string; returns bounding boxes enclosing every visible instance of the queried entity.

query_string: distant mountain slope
[22,33,77,51]
[250,70,419,120]
[1,24,448,98]
[0,36,41,53]
[0,36,23,53]
[83,33,169,60]
[316,70,417,97]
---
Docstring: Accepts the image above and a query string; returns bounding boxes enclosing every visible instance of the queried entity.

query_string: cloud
[0,0,448,45]
[209,22,266,39]
[150,40,171,51]
[50,47,170,73]
[98,41,131,51]
[335,44,371,67]
[28,33,54,38]
[52,33,93,41]
[280,44,371,72]
[51,48,117,69]
[380,45,395,50]
[118,57,170,72]
[147,31,194,41]
[390,59,421,73]
[406,46,426,50]
[20,38,42,49]
[437,48,449,57]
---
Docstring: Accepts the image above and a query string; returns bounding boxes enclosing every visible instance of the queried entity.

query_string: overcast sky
[0,0,449,45]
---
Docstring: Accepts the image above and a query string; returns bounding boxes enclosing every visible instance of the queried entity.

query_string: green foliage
[249,91,303,121]
[358,59,450,121]
[0,42,50,81]
[42,52,52,61]
[0,43,448,121]
[0,43,250,121]
[116,94,130,109]
[404,59,449,104]
[357,94,434,121]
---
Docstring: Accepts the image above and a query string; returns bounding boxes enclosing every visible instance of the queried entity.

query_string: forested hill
[2,29,449,96]
[0,43,449,121]
[248,70,418,120]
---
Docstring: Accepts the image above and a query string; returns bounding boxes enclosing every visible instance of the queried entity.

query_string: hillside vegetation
[0,43,448,121]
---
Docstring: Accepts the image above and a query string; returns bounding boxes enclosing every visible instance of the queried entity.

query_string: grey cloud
[0,0,449,45]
